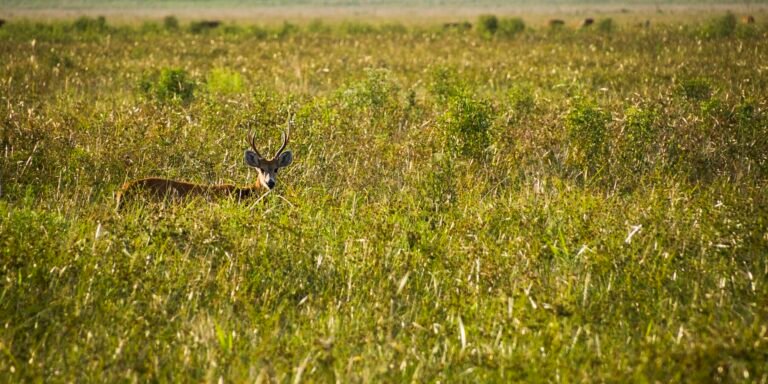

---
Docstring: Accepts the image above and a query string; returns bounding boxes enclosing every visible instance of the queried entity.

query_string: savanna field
[1,11,767,382]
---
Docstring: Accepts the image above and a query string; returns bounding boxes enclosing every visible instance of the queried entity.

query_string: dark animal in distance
[0,19,6,28]
[442,22,472,30]
[198,20,221,29]
[189,20,222,33]
[582,18,595,28]
[549,19,566,28]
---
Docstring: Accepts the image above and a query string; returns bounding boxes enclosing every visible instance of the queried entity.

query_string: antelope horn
[274,116,291,158]
[246,131,263,159]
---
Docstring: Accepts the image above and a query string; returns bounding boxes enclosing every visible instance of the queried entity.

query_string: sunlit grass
[1,15,767,382]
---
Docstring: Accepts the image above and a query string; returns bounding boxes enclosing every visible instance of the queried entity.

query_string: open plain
[1,3,767,382]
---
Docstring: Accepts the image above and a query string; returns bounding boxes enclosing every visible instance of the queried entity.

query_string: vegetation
[2,0,767,7]
[1,13,767,382]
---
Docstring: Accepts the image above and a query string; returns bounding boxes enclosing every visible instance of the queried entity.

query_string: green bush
[276,21,299,38]
[597,18,615,33]
[163,15,179,31]
[72,16,107,33]
[140,68,196,103]
[307,19,330,34]
[428,66,466,102]
[439,93,493,158]
[620,106,659,172]
[508,85,535,116]
[222,24,244,35]
[700,97,726,118]
[704,12,737,38]
[498,17,526,37]
[140,21,161,34]
[206,68,244,95]
[477,14,499,37]
[340,68,399,114]
[678,78,712,101]
[565,100,610,170]
[248,25,269,39]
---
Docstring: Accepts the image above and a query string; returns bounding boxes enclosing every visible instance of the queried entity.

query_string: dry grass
[1,13,767,382]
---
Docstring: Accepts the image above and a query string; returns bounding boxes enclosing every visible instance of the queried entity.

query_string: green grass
[1,15,767,382]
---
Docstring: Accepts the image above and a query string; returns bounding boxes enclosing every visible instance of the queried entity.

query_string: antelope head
[244,127,293,190]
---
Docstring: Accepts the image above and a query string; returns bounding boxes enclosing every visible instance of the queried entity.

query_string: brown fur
[116,177,264,209]
[117,128,292,209]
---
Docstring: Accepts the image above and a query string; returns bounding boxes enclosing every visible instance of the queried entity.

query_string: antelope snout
[266,179,276,189]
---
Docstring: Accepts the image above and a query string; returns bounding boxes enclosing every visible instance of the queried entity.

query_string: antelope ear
[277,150,293,168]
[245,150,262,168]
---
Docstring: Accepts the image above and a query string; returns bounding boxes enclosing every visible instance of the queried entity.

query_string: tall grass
[1,15,767,382]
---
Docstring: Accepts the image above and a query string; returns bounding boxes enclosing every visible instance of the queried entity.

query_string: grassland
[1,12,767,382]
[3,1,768,26]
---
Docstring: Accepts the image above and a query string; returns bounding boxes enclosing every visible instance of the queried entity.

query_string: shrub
[565,100,610,170]
[140,68,196,103]
[428,66,466,102]
[678,78,712,101]
[276,22,299,39]
[704,12,737,38]
[222,24,243,35]
[248,25,269,39]
[340,68,399,113]
[597,18,615,33]
[72,16,107,33]
[140,21,161,34]
[734,99,756,126]
[508,85,535,116]
[163,15,179,31]
[206,68,243,95]
[620,106,659,172]
[307,19,330,34]
[477,14,499,37]
[439,93,493,158]
[732,99,767,174]
[700,98,726,119]
[498,17,526,37]
[735,22,760,38]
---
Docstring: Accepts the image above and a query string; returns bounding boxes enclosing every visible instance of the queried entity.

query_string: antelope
[116,128,293,209]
